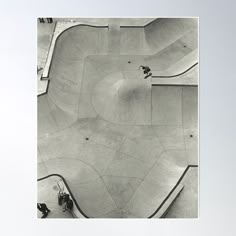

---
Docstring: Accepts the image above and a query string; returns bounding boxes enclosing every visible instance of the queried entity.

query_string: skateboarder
[139,65,152,79]
[37,203,51,218]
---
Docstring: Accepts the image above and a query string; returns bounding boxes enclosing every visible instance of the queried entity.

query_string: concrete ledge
[37,71,49,96]
[152,184,184,218]
[151,64,198,86]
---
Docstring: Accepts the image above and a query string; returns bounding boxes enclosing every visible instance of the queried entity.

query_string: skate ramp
[40,19,198,123]
[92,72,151,125]
[144,18,198,54]
[151,63,199,85]
[38,19,198,218]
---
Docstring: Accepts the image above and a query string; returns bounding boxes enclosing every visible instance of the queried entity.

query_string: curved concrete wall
[47,26,108,117]
[144,18,198,54]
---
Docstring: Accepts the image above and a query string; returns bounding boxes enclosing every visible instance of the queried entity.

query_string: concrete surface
[152,184,184,218]
[37,177,73,218]
[37,18,198,218]
[165,167,198,218]
[37,21,55,95]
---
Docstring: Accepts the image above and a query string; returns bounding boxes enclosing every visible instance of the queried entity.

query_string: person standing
[63,198,73,212]
[37,203,51,218]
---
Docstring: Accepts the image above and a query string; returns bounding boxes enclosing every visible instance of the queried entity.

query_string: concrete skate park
[37,18,198,218]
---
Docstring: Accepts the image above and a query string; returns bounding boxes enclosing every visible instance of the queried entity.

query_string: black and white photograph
[37,17,199,218]
[1,0,236,235]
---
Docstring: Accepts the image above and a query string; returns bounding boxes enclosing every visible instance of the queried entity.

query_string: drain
[128,61,131,64]
[85,137,89,141]
[190,135,193,138]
